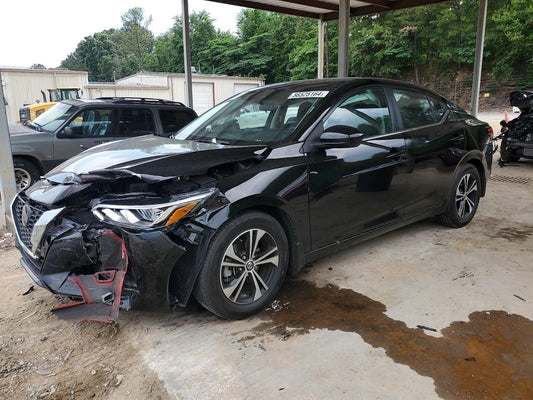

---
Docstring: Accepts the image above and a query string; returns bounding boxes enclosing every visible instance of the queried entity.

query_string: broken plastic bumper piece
[51,231,128,323]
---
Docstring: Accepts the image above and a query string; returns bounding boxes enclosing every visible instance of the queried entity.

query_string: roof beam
[321,0,448,20]
[206,0,319,19]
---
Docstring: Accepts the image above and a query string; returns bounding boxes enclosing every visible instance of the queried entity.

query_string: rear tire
[13,158,40,191]
[194,211,288,319]
[439,164,481,228]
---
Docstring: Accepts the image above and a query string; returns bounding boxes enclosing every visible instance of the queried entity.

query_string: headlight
[91,191,211,229]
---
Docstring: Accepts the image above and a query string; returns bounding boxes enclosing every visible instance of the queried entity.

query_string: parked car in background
[12,78,493,322]
[499,90,533,162]
[9,97,197,190]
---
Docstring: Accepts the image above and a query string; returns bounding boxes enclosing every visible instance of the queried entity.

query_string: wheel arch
[239,204,303,277]
[457,151,487,197]
[168,197,304,309]
[13,154,45,175]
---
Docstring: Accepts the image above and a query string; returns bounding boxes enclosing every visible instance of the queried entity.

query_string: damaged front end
[11,171,226,323]
[499,90,533,162]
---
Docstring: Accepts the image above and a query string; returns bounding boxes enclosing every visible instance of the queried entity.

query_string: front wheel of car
[439,164,481,228]
[13,158,40,192]
[194,211,288,319]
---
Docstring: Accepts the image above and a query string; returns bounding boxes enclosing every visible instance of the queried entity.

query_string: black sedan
[11,78,494,321]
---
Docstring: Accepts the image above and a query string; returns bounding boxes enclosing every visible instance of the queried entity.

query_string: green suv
[9,97,197,191]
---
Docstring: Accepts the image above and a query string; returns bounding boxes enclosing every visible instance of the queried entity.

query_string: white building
[1,68,265,124]
[87,72,265,115]
[1,68,89,124]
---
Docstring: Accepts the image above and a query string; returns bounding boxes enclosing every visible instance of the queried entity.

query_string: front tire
[13,158,40,192]
[194,211,288,319]
[439,164,481,228]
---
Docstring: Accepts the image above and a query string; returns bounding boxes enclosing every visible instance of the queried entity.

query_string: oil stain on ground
[252,280,533,400]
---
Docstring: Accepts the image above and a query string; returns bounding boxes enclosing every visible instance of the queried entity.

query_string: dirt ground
[1,112,532,400]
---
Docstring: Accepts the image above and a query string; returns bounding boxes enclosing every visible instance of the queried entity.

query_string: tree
[114,8,154,75]
[146,11,219,74]
[491,0,533,79]
[60,30,117,81]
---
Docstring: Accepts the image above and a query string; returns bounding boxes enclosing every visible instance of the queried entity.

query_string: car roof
[252,78,449,103]
[61,97,192,109]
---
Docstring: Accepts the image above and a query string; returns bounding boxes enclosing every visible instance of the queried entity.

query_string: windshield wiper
[192,137,235,145]
[28,122,42,132]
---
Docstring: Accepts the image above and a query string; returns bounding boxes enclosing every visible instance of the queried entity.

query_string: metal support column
[338,0,350,77]
[318,16,324,79]
[182,0,193,109]
[0,72,17,230]
[470,0,488,116]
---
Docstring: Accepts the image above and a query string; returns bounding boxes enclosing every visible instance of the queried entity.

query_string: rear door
[390,88,465,212]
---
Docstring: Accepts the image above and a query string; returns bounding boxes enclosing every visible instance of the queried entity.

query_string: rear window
[118,108,155,137]
[159,109,196,135]
[393,89,442,129]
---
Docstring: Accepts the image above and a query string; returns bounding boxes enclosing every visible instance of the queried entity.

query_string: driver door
[306,87,410,250]
[52,108,115,168]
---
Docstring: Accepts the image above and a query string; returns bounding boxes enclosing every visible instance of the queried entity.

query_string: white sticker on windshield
[288,91,329,99]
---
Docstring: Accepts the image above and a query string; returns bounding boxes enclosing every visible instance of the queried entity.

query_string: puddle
[252,280,533,399]
[490,226,533,241]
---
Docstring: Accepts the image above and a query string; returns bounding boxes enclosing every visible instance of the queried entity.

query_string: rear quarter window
[159,109,196,135]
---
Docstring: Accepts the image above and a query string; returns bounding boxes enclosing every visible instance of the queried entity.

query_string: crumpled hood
[46,135,268,182]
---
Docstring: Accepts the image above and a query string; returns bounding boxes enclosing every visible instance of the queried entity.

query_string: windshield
[32,102,76,132]
[174,86,327,144]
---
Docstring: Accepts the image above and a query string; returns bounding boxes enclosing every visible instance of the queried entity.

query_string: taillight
[487,126,494,138]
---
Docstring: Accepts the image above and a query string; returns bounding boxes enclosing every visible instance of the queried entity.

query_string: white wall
[1,68,88,124]
[1,69,264,123]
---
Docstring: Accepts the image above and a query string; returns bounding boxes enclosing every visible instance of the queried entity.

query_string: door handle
[387,147,405,159]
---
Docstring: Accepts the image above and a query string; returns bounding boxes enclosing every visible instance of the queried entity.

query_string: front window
[32,102,76,132]
[65,108,113,137]
[174,86,327,144]
[323,88,392,137]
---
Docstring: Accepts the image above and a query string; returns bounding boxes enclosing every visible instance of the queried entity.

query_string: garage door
[192,83,214,115]
[234,83,259,95]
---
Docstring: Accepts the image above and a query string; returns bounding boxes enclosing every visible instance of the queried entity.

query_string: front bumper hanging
[51,230,128,323]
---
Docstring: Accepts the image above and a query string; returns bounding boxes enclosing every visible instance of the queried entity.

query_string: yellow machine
[19,88,80,124]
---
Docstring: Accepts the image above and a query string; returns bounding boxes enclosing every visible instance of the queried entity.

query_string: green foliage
[60,29,118,81]
[114,7,155,74]
[60,8,154,81]
[491,0,533,77]
[61,3,532,85]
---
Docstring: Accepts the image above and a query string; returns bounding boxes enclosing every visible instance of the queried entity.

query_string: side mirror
[319,125,364,148]
[57,126,74,138]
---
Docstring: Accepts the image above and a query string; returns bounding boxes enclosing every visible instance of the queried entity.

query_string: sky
[0,0,242,69]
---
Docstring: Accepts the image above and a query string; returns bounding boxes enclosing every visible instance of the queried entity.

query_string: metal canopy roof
[206,0,449,21]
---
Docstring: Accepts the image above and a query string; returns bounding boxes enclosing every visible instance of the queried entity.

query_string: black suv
[9,97,197,190]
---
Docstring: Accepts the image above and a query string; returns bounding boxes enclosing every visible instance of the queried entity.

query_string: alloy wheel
[14,168,31,191]
[219,228,279,304]
[455,173,478,219]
